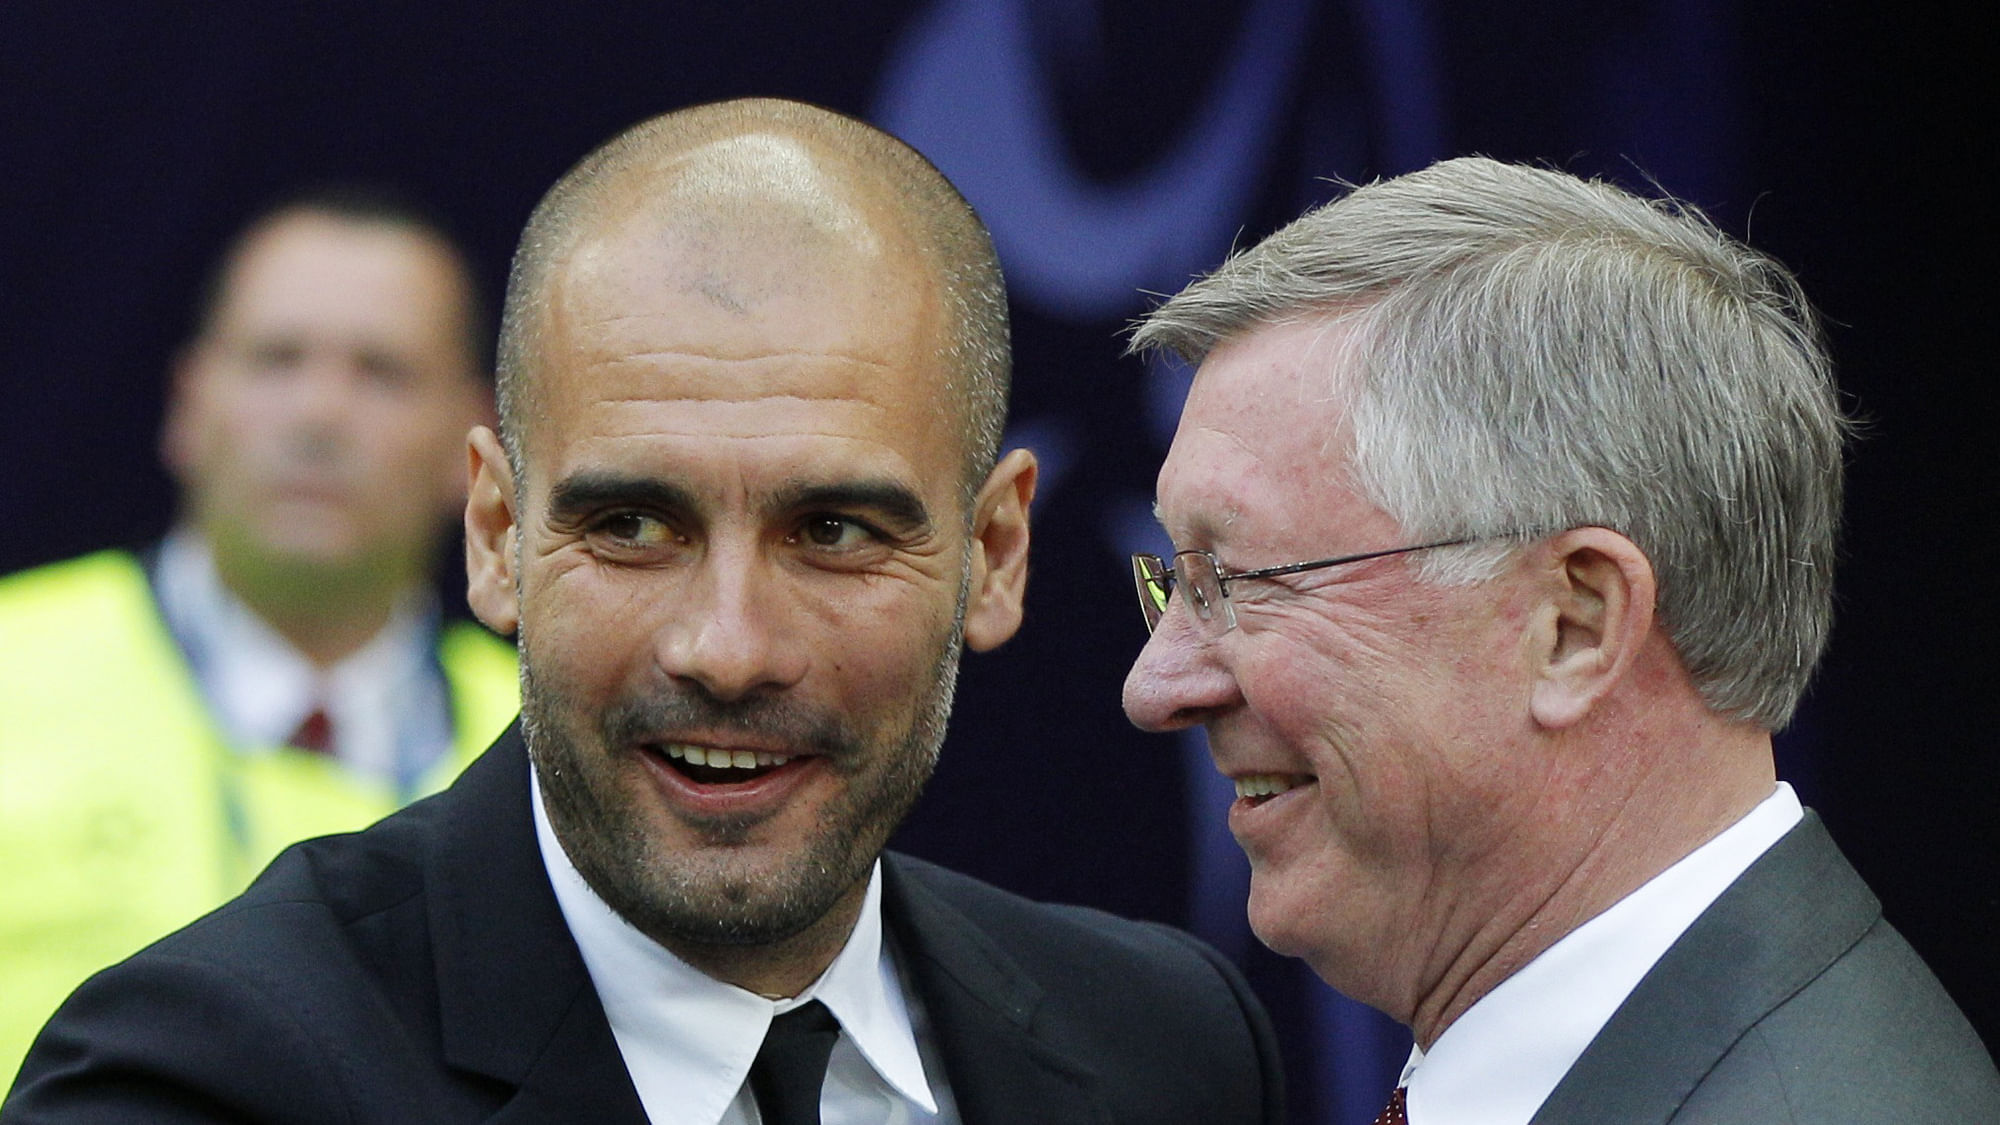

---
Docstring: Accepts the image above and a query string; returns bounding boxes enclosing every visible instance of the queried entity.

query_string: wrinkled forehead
[515,141,958,477]
[1173,318,1366,467]
[1157,317,1373,541]
[554,133,941,351]
[585,135,887,273]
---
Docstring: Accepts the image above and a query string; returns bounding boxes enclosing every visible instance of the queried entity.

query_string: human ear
[435,381,497,516]
[464,426,521,637]
[1529,527,1657,729]
[961,448,1038,653]
[158,347,210,481]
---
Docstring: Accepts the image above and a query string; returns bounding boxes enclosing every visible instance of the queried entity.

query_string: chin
[1246,871,1343,963]
[1244,879,1310,959]
[260,525,383,571]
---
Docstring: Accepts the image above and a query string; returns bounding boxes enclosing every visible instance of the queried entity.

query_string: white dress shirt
[532,770,959,1125]
[152,527,454,790]
[1400,783,1805,1124]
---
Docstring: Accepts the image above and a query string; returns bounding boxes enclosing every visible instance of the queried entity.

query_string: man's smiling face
[1122,317,1550,1016]
[486,140,978,956]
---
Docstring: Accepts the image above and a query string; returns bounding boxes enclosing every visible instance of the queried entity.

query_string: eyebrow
[773,478,932,534]
[547,472,701,522]
[545,471,931,533]
[1151,501,1224,547]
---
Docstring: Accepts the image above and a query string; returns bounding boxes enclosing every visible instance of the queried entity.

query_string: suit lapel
[881,855,1112,1125]
[415,741,1118,1123]
[426,725,650,1123]
[1529,813,1879,1125]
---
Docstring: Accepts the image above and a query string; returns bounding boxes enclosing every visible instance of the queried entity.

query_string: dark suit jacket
[5,727,1283,1124]
[1530,813,1999,1124]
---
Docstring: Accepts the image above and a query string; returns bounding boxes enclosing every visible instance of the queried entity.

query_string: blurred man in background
[0,188,519,1077]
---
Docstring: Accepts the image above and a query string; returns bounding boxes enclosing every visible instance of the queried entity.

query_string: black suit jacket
[5,727,1283,1124]
[1530,813,1999,1124]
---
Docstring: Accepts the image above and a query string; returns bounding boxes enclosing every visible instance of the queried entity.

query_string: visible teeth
[663,744,792,770]
[1234,774,1300,799]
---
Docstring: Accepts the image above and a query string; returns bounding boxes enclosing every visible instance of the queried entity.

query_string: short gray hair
[1131,157,1849,730]
[496,98,1010,510]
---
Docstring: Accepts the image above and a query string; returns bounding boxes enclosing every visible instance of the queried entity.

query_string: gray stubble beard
[518,568,967,952]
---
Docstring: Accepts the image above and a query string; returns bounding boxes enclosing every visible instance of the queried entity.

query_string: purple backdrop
[2,2,1989,1119]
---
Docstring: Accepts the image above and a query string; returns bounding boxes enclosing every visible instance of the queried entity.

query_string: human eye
[1203,559,1273,607]
[584,511,684,559]
[243,340,305,377]
[355,349,415,390]
[1222,576,1278,606]
[790,514,884,554]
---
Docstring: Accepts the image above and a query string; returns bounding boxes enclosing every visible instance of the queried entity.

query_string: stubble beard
[519,597,963,953]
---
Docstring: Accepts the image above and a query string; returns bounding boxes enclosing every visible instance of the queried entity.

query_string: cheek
[522,560,662,688]
[222,380,302,436]
[1235,607,1419,738]
[195,406,276,490]
[811,578,962,702]
[808,585,942,669]
[191,395,263,460]
[1235,615,1484,814]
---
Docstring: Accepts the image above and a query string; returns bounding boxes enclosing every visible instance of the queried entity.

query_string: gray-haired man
[1123,157,1998,1123]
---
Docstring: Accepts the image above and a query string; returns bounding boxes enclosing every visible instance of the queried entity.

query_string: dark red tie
[1373,1085,1409,1125]
[287,707,334,754]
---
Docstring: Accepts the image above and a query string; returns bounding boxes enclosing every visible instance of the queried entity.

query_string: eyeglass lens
[1132,552,1230,633]
[1133,555,1171,629]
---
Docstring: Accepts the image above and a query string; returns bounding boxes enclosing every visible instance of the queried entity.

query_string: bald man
[3,101,1283,1125]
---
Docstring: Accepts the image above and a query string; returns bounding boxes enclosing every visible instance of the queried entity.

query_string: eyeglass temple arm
[1217,537,1477,584]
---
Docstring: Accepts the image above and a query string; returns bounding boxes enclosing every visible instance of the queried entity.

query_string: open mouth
[1233,773,1310,807]
[648,742,797,786]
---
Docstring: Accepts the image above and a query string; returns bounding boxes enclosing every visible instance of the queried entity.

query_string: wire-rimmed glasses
[1131,539,1476,633]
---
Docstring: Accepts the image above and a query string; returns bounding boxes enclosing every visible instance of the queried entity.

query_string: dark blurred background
[2,3,1989,1121]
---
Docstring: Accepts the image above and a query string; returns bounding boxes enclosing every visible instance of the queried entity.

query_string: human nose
[276,357,363,441]
[652,550,808,703]
[1122,605,1240,732]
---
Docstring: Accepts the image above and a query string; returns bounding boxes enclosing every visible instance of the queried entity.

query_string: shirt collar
[1403,782,1804,1125]
[154,526,446,781]
[531,764,938,1124]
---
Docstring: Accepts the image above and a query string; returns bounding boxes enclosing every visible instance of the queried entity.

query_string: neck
[210,545,421,668]
[662,878,871,999]
[1406,704,1776,1049]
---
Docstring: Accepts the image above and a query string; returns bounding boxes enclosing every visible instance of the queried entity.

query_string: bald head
[496,98,1009,506]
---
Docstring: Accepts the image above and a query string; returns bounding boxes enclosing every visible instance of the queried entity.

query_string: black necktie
[749,1000,841,1125]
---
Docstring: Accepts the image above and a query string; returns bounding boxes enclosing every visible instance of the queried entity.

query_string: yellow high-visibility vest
[0,550,519,1081]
